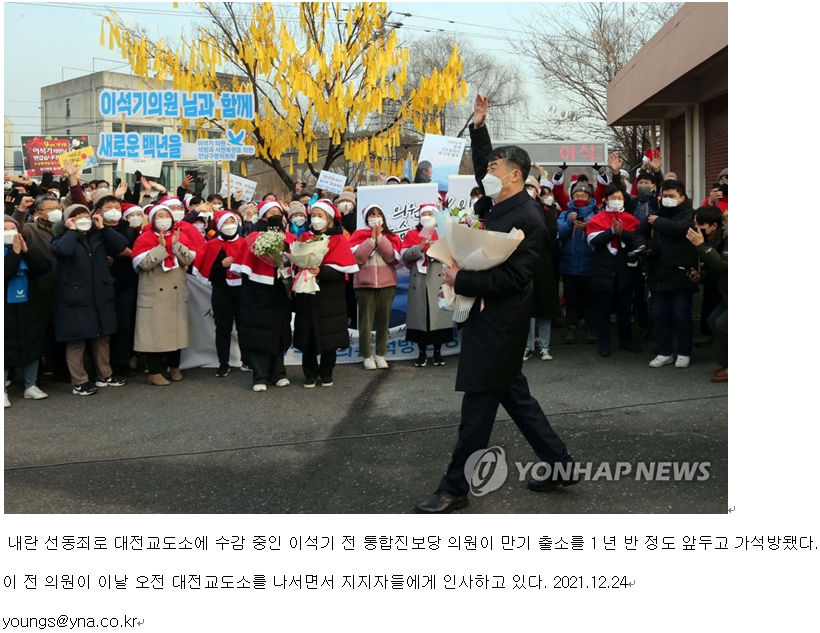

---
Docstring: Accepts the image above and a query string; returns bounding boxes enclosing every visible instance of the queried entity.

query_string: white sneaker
[23,386,49,400]
[374,355,389,369]
[363,357,377,370]
[675,355,691,368]
[252,384,267,392]
[4,393,9,408]
[649,355,674,368]
[275,378,290,387]
[539,348,553,361]
[240,364,252,372]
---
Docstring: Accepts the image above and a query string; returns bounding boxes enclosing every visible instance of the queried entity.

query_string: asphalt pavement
[4,335,727,514]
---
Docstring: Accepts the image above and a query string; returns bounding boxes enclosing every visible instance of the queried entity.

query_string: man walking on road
[415,95,576,514]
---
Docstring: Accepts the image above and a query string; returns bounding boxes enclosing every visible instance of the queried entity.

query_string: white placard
[446,175,478,213]
[123,158,163,178]
[315,170,347,195]
[355,183,439,242]
[219,173,258,202]
[415,133,467,192]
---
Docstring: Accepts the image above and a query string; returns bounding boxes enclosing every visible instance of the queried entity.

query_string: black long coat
[292,266,350,353]
[51,225,129,342]
[531,203,560,319]
[238,275,292,354]
[454,124,546,392]
[4,246,52,366]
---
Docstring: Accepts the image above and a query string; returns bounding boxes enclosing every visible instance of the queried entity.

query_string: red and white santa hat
[214,210,240,232]
[418,203,439,219]
[147,204,172,223]
[163,197,184,209]
[258,200,284,218]
[311,198,341,221]
[360,204,383,220]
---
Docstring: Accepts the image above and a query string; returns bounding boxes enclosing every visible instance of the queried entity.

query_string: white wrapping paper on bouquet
[287,237,330,294]
[426,217,524,323]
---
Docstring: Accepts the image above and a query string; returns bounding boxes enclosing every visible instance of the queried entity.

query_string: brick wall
[668,114,686,186]
[704,92,728,196]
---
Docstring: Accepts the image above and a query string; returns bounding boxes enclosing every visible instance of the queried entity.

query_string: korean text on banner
[220,174,258,202]
[415,134,466,192]
[316,170,347,195]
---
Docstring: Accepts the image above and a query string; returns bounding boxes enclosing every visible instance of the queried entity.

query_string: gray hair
[34,194,59,211]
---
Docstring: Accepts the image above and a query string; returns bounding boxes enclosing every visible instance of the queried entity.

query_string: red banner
[20,136,91,177]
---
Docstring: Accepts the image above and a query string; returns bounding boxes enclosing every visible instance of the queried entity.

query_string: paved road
[4,339,727,514]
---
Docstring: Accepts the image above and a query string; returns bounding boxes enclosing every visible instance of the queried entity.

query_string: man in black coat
[633,179,698,369]
[416,95,575,513]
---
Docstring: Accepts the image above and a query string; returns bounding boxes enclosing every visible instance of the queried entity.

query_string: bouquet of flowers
[287,235,330,294]
[252,229,286,267]
[427,216,524,323]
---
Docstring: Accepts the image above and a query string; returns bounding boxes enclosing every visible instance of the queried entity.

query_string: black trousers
[146,349,181,374]
[302,336,337,384]
[700,279,721,335]
[111,286,137,369]
[596,282,634,348]
[631,271,649,330]
[439,372,573,496]
[707,304,728,367]
[562,274,593,328]
[245,349,286,384]
[212,284,242,366]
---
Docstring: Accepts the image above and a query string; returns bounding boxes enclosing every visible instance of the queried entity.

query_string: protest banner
[196,129,255,162]
[220,173,258,202]
[97,133,183,160]
[356,183,438,240]
[98,89,255,121]
[20,135,94,177]
[415,134,466,192]
[446,175,478,213]
[56,140,100,174]
[123,158,164,178]
[315,170,347,195]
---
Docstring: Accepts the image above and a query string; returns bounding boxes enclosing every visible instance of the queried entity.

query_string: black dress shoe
[527,476,580,492]
[415,490,469,513]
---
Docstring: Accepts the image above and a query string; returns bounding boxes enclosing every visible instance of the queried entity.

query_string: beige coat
[133,242,195,353]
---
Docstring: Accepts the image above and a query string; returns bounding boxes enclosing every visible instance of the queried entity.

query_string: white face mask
[338,202,354,214]
[292,216,306,227]
[608,199,624,211]
[311,216,328,231]
[367,217,383,228]
[74,218,93,232]
[155,218,173,231]
[128,216,144,228]
[527,188,538,199]
[211,204,223,211]
[481,171,513,200]
[250,214,259,224]
[221,223,238,237]
[420,216,436,228]
[171,210,185,222]
[195,224,206,235]
[541,195,554,206]
[95,188,110,197]
[103,209,122,223]
[46,210,63,224]
[661,197,679,208]
[4,230,18,245]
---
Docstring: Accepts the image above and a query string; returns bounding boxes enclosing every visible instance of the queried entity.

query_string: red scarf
[586,209,640,254]
[193,235,248,286]
[401,228,439,273]
[132,226,195,272]
[297,230,358,274]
